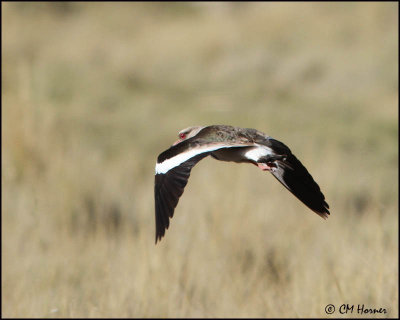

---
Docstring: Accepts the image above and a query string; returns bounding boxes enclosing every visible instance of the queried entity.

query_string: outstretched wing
[264,138,330,218]
[154,140,254,243]
[155,153,209,243]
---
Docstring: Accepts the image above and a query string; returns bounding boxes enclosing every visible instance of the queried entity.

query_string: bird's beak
[172,139,181,146]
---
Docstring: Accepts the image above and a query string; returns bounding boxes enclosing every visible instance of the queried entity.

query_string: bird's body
[154,125,330,243]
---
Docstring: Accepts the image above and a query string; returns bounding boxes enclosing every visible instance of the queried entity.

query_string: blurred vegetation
[2,2,398,317]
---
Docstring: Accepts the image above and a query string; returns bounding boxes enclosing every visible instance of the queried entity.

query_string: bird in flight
[154,125,329,243]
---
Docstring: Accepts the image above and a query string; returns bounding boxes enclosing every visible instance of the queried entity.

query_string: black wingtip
[155,228,163,244]
[155,225,166,244]
[314,207,330,219]
[155,220,167,244]
[311,199,330,219]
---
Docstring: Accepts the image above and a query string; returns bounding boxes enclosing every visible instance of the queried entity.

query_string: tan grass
[2,2,398,318]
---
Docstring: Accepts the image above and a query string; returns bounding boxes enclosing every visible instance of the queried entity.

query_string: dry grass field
[2,2,398,318]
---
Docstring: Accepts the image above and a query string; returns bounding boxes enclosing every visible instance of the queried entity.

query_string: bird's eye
[179,133,186,139]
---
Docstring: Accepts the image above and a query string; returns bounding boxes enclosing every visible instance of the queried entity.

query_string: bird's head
[173,126,204,145]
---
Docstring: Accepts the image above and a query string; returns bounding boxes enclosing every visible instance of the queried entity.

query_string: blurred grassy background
[2,2,398,318]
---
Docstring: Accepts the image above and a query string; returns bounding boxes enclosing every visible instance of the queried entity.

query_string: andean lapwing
[154,125,330,243]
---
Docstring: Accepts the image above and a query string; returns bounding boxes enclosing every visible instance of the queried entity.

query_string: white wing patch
[244,145,274,162]
[155,144,251,174]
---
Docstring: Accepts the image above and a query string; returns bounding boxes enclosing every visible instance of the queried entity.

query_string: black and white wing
[154,140,252,243]
[155,153,209,243]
